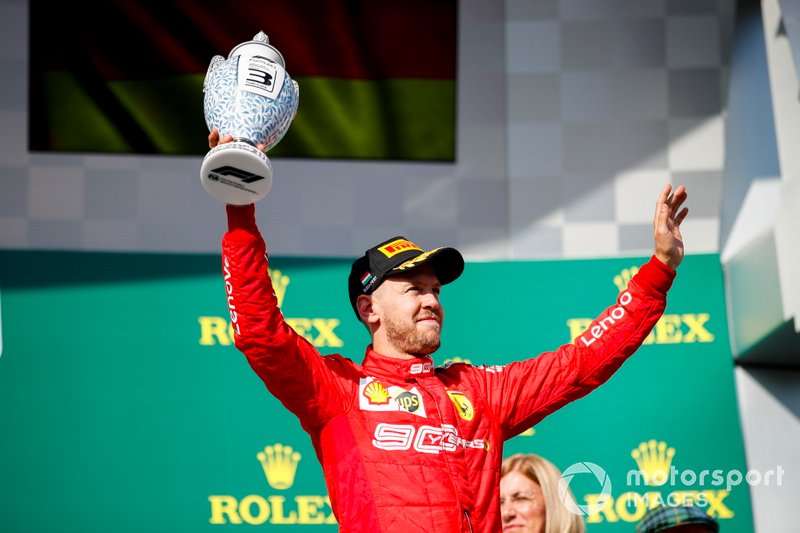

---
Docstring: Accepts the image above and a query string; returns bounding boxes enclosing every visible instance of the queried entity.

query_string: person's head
[636,504,719,533]
[500,453,586,533]
[348,236,464,359]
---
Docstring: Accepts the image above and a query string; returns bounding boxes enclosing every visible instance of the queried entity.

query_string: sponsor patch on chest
[358,377,427,418]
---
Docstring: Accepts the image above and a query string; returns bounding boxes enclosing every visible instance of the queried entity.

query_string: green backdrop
[0,251,754,531]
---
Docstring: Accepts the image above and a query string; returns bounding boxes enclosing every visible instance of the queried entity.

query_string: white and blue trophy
[201,31,299,205]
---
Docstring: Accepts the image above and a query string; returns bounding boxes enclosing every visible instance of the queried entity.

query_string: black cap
[348,236,465,319]
[636,505,719,533]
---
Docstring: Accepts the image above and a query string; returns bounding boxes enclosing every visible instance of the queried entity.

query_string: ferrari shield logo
[447,391,474,421]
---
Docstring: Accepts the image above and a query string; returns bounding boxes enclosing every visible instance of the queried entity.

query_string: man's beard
[383,313,441,357]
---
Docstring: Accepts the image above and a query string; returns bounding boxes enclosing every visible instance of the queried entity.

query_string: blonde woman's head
[500,453,586,533]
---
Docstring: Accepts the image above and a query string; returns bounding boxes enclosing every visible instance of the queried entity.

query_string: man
[211,130,688,532]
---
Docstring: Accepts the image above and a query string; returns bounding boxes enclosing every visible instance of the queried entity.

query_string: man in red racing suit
[215,132,689,533]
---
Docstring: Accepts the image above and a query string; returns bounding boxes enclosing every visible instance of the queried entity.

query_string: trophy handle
[203,55,225,91]
[291,80,300,119]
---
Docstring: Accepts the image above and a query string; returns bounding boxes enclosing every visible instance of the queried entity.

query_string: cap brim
[388,246,464,285]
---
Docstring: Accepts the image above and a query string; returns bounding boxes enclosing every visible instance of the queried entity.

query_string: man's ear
[356,294,376,324]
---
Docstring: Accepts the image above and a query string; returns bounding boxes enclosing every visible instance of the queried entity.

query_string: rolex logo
[257,443,301,490]
[631,439,675,486]
[613,266,639,292]
[268,269,290,307]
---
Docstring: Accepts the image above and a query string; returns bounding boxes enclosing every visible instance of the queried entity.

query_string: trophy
[201,31,299,205]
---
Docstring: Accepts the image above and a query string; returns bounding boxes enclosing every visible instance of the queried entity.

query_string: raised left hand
[653,184,688,270]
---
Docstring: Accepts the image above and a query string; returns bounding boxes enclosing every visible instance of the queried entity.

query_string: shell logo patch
[363,380,391,405]
[358,377,427,417]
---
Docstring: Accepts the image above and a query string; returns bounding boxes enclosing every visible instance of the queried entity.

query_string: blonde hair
[501,453,587,533]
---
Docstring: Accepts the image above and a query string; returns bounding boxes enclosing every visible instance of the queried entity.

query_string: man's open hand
[653,184,688,270]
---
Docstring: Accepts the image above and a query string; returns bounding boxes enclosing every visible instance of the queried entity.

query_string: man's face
[370,264,443,357]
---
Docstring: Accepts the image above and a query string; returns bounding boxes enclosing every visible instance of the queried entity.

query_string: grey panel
[777,0,800,80]
[0,167,28,216]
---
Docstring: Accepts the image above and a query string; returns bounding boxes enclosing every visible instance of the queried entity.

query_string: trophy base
[200,142,273,205]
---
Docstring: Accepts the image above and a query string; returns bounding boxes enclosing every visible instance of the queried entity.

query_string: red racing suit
[221,204,675,532]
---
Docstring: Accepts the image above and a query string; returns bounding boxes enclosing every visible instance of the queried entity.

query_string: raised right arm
[222,204,343,427]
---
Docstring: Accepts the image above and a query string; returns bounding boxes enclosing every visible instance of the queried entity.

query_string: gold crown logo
[613,265,640,292]
[631,439,675,486]
[363,381,391,404]
[442,356,472,365]
[257,443,301,490]
[268,269,290,307]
